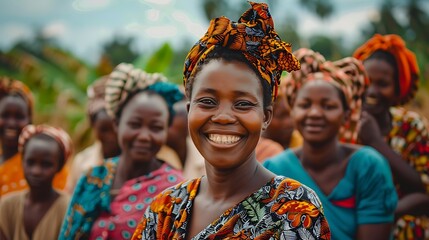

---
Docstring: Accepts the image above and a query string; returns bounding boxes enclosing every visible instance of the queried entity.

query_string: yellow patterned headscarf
[183,1,300,101]
[284,48,369,143]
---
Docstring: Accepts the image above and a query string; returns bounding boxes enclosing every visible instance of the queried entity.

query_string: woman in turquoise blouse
[263,48,397,240]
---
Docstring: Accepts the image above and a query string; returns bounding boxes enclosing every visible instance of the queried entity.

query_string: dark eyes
[196,98,256,109]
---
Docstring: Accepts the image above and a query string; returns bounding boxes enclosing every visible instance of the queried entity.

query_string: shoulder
[149,178,200,214]
[269,176,322,209]
[262,149,296,170]
[0,190,24,207]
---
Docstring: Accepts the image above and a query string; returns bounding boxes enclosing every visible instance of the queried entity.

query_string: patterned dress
[132,176,331,239]
[388,107,429,239]
[59,156,183,240]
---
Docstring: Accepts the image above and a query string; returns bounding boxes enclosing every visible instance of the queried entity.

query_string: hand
[357,111,384,146]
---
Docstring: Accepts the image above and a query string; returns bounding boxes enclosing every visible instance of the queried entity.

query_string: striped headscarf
[353,34,419,105]
[19,124,73,165]
[284,48,369,143]
[0,77,34,114]
[183,1,300,101]
[87,76,109,119]
[105,63,184,120]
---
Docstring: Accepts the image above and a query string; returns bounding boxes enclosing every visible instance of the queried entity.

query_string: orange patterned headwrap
[284,48,369,143]
[0,77,34,113]
[19,124,73,165]
[183,1,300,101]
[353,34,419,105]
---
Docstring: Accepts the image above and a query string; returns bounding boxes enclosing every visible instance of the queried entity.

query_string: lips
[302,123,325,133]
[4,128,18,138]
[365,96,378,105]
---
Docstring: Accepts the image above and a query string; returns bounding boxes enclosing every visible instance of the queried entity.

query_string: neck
[300,138,342,170]
[203,154,273,201]
[116,155,161,181]
[28,186,56,203]
[1,145,18,162]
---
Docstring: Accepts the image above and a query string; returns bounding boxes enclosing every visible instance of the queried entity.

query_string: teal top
[263,146,397,240]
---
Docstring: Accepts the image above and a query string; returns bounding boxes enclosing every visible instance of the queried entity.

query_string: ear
[262,105,274,131]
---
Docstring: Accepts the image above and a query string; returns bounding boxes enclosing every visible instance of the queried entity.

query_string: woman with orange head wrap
[0,77,69,197]
[264,48,397,240]
[354,34,429,240]
[132,2,330,239]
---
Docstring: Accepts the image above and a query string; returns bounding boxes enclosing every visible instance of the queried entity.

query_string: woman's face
[0,95,31,148]
[93,110,121,158]
[188,60,272,169]
[23,137,61,189]
[292,80,346,144]
[264,97,293,148]
[363,58,396,114]
[117,92,169,163]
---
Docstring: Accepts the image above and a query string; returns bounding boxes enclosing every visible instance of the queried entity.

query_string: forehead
[192,60,262,98]
[297,80,340,98]
[0,95,28,111]
[24,137,60,156]
[121,92,169,119]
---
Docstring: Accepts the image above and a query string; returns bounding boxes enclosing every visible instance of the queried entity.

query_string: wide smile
[208,134,241,145]
[302,124,325,133]
[4,128,19,138]
[365,96,379,106]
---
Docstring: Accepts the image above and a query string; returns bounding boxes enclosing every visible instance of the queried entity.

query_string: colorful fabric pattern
[132,176,331,240]
[18,124,73,162]
[59,157,183,240]
[263,147,398,240]
[387,107,429,239]
[353,34,419,105]
[0,77,34,111]
[183,1,300,101]
[105,63,183,119]
[283,48,369,143]
[0,153,69,196]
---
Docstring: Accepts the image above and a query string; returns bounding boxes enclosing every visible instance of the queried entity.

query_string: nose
[308,105,323,118]
[211,104,236,124]
[136,127,152,141]
[365,84,379,99]
[29,164,43,177]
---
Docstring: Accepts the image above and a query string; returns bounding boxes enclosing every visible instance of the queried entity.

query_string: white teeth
[366,97,378,105]
[208,134,241,144]
[5,129,17,137]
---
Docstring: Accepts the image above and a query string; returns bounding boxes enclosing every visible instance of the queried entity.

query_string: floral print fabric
[132,176,330,239]
[388,107,429,239]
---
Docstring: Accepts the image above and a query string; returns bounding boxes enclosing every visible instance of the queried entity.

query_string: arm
[358,111,424,193]
[356,148,398,238]
[395,192,429,218]
[356,224,392,240]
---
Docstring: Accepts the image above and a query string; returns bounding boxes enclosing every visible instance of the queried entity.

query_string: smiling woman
[263,48,398,240]
[132,2,331,240]
[59,63,184,240]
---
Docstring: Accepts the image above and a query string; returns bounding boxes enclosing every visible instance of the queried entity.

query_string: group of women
[0,1,428,239]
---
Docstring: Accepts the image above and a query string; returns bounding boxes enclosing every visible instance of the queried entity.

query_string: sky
[0,0,419,64]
